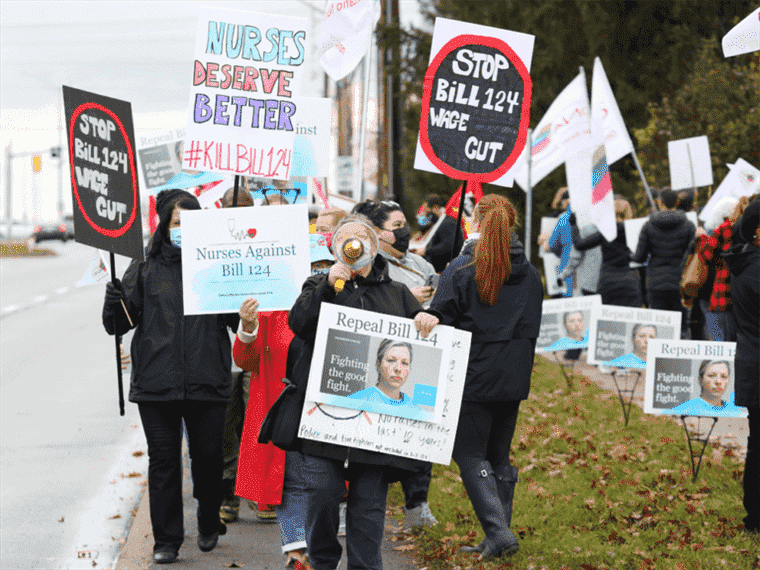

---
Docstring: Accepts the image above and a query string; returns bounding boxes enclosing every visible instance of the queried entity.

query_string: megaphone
[334,238,364,293]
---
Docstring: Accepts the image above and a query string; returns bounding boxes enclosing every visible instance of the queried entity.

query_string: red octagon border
[419,34,532,183]
[68,102,138,238]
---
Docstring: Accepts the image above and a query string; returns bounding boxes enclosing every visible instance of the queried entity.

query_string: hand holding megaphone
[329,238,365,293]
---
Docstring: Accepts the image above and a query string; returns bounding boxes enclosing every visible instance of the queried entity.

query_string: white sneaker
[337,502,347,536]
[404,502,438,529]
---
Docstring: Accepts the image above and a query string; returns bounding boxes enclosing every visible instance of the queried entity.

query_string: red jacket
[234,311,294,505]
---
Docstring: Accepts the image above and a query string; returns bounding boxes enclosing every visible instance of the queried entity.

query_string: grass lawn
[388,358,759,569]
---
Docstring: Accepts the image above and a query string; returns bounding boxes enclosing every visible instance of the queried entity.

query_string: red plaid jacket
[697,219,734,311]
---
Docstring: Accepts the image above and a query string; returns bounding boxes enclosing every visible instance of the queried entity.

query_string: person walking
[352,199,440,529]
[415,195,544,559]
[631,188,696,336]
[724,199,760,533]
[569,198,642,307]
[102,189,237,564]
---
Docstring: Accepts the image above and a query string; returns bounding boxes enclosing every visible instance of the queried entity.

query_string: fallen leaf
[108,514,121,520]
[224,562,244,568]
[58,516,65,523]
[395,544,415,551]
[132,450,144,457]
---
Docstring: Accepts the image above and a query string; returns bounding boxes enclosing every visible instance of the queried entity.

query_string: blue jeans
[277,450,308,553]
[700,300,737,341]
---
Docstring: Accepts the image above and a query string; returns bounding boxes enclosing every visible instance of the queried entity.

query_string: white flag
[77,250,110,287]
[591,57,634,166]
[722,7,760,57]
[514,72,591,190]
[700,158,760,223]
[318,0,381,82]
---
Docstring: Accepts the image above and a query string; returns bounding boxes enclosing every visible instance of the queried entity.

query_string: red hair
[473,195,516,305]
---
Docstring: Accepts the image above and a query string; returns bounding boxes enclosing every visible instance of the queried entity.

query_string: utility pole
[4,143,12,238]
[381,0,403,204]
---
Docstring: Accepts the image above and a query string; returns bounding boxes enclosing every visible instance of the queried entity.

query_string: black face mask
[391,225,411,254]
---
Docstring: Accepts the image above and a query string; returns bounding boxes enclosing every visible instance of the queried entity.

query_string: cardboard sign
[414,18,534,186]
[536,295,601,353]
[63,86,143,260]
[180,204,310,314]
[667,136,713,190]
[183,7,310,179]
[306,305,452,423]
[300,327,472,465]
[644,340,745,418]
[586,305,681,369]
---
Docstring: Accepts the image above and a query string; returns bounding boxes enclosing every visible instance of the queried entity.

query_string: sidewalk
[115,448,420,570]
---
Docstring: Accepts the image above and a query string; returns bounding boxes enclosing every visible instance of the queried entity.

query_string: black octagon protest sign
[63,86,143,260]
[419,35,532,183]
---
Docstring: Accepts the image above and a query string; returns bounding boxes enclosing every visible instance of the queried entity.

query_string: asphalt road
[1,240,148,569]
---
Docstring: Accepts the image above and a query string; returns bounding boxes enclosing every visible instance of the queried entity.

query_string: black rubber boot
[494,464,519,528]
[458,460,519,559]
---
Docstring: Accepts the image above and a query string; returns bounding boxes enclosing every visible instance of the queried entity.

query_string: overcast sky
[0,0,426,219]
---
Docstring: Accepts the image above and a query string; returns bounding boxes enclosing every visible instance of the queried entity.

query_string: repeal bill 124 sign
[419,34,532,183]
[63,86,143,260]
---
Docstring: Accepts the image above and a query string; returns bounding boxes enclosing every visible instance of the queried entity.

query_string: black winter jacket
[428,237,543,402]
[425,216,465,272]
[102,242,237,402]
[723,242,759,408]
[288,255,426,475]
[631,210,695,291]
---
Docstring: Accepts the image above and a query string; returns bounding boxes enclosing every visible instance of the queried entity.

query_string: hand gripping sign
[419,35,532,183]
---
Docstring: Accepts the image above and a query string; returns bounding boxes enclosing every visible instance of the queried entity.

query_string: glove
[568,213,577,226]
[105,279,124,304]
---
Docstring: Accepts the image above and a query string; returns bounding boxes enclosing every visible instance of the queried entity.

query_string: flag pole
[630,150,657,210]
[449,180,467,263]
[356,24,375,202]
[525,128,533,262]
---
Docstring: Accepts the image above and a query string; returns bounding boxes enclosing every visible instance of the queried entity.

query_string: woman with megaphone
[287,213,427,570]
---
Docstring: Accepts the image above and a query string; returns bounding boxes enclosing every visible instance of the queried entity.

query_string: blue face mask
[169,227,181,249]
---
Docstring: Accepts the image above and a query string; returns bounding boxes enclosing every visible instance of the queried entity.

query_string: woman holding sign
[415,195,543,559]
[103,189,237,564]
[288,214,425,570]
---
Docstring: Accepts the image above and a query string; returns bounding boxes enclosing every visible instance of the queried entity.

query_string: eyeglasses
[250,186,303,205]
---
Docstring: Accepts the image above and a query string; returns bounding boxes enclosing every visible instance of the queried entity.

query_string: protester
[288,214,425,570]
[723,198,760,533]
[351,199,439,527]
[314,207,347,247]
[569,198,642,307]
[102,189,236,564]
[415,195,543,559]
[557,222,601,297]
[695,195,754,341]
[631,188,696,338]
[218,187,255,526]
[543,188,574,297]
[413,194,464,272]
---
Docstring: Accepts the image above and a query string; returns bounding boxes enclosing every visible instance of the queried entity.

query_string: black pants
[452,400,520,475]
[303,455,389,570]
[401,462,432,509]
[745,407,760,530]
[647,288,690,338]
[222,371,250,481]
[138,401,227,550]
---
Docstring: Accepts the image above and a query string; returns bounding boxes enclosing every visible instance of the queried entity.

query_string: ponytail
[472,195,516,305]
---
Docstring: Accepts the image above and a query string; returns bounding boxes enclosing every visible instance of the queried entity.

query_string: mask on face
[169,227,181,249]
[390,225,411,254]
